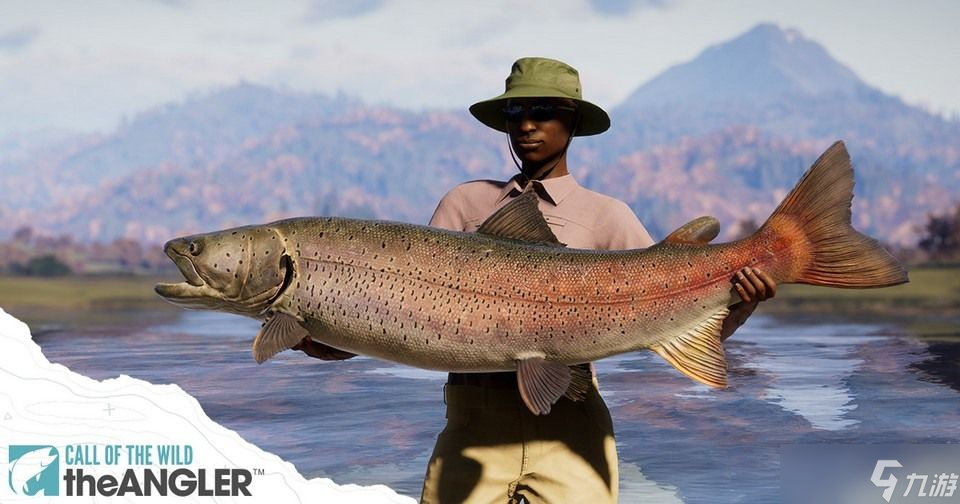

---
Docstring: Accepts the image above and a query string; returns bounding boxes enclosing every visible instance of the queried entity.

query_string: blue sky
[0,0,957,137]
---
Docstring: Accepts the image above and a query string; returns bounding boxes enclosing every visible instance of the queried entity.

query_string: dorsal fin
[476,190,564,246]
[663,216,720,245]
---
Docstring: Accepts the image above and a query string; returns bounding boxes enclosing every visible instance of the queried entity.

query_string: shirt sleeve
[428,186,467,231]
[600,200,655,250]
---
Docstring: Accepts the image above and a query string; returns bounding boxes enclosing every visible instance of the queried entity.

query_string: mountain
[611,23,960,152]
[0,128,81,165]
[623,23,866,107]
[1,24,957,248]
[0,83,354,213]
[596,23,960,241]
[0,85,515,243]
[47,106,513,243]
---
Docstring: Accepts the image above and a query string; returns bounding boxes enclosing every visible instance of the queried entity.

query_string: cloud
[139,0,192,7]
[306,0,387,22]
[0,26,40,52]
[587,0,674,16]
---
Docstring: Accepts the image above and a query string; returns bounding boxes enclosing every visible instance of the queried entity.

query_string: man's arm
[292,337,357,360]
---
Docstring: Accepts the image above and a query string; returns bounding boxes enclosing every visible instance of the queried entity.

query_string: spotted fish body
[156,142,908,414]
[276,219,744,370]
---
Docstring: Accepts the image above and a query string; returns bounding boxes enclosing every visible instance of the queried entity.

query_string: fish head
[154,225,293,316]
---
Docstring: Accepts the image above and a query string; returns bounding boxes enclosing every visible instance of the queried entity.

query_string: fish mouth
[153,281,223,308]
[164,240,204,286]
[154,273,218,307]
[154,240,214,305]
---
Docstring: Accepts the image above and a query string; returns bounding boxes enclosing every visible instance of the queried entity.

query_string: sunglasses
[502,103,577,123]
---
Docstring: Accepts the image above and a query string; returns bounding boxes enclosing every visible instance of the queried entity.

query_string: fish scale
[156,142,908,414]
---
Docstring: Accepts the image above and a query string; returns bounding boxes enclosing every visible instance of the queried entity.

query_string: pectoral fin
[516,356,592,415]
[252,313,310,364]
[650,308,730,387]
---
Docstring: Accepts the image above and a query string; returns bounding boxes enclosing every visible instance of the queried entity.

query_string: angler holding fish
[417,57,777,504]
[423,57,731,504]
[283,57,709,503]
[154,58,906,504]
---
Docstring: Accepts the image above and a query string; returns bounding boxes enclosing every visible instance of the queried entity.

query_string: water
[34,311,960,502]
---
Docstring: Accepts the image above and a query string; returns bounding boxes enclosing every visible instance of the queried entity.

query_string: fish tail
[760,141,908,288]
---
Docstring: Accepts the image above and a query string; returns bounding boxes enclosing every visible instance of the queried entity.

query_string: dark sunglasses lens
[502,104,558,123]
[529,105,556,121]
[503,105,524,122]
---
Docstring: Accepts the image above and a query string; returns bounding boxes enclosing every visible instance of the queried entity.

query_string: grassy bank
[0,274,181,331]
[762,264,959,316]
[0,275,174,309]
[755,264,959,339]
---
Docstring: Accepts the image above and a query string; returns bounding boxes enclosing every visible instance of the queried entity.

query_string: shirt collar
[496,173,580,207]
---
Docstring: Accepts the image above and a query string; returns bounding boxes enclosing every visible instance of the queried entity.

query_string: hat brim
[469,85,610,137]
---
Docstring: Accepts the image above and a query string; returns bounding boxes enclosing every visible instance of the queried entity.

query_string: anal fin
[252,313,310,364]
[650,308,730,388]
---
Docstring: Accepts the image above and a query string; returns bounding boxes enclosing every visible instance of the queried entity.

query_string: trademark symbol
[253,468,265,476]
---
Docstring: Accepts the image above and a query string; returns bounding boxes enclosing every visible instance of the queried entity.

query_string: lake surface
[34,311,960,503]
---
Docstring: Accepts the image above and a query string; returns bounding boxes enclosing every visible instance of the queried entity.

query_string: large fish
[155,142,907,414]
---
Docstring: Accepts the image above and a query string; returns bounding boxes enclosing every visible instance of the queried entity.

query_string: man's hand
[291,336,357,360]
[733,266,776,304]
[720,267,777,341]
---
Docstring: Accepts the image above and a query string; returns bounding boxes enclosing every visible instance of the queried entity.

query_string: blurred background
[1,0,959,260]
[1,1,957,501]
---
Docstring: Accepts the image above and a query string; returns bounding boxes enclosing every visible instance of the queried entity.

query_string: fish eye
[188,241,202,256]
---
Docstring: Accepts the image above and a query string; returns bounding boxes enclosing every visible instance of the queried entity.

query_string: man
[418,57,774,503]
[295,57,775,503]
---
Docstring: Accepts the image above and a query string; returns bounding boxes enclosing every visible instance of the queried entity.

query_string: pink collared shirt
[429,174,654,250]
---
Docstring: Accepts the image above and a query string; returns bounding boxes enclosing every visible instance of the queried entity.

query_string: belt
[445,363,594,389]
[446,371,517,388]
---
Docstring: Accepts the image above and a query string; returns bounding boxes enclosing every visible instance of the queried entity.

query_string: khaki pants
[420,383,618,504]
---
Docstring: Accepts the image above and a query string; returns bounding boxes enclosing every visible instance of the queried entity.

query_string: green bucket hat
[469,57,611,137]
